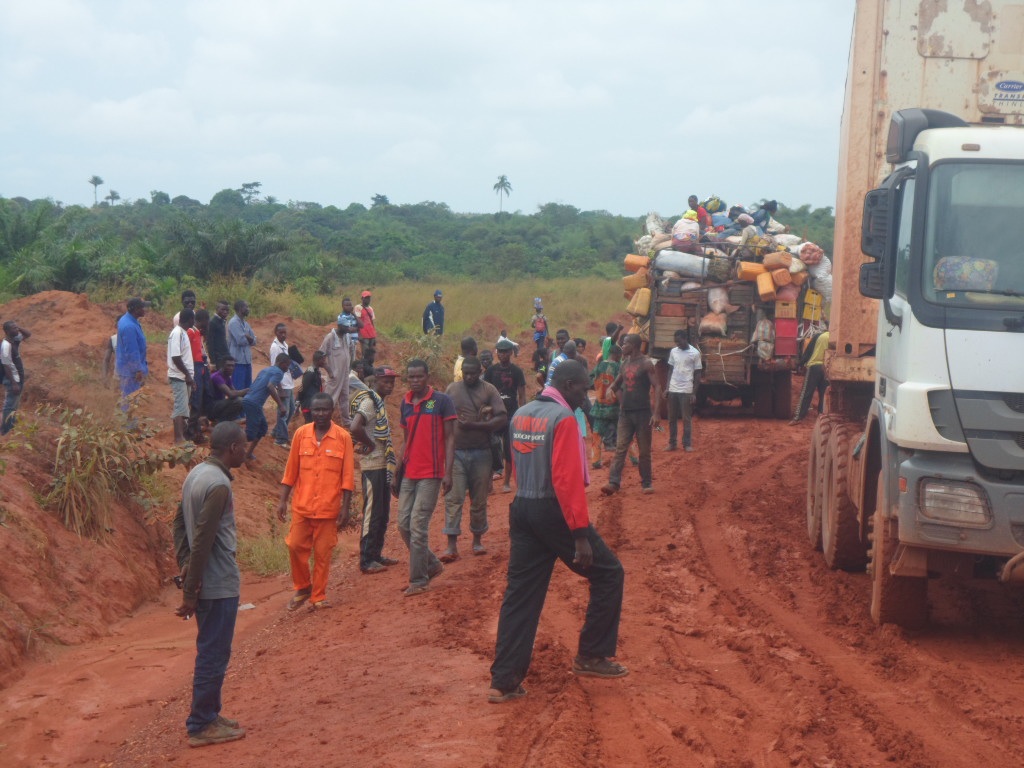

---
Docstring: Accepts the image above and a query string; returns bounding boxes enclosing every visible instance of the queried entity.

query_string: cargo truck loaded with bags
[805,0,1024,629]
[621,210,832,419]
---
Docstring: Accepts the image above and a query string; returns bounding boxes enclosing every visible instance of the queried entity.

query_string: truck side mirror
[861,187,892,260]
[859,262,885,299]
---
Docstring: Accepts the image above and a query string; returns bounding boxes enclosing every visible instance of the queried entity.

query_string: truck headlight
[919,480,991,526]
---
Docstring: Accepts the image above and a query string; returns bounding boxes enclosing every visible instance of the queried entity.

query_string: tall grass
[91,275,625,342]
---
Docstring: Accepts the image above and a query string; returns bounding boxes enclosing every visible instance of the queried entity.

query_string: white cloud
[0,0,857,212]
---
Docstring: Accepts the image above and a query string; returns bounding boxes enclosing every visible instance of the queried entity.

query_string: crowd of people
[1,286,718,748]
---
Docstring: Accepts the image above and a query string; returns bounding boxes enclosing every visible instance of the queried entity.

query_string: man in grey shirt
[173,421,249,748]
[226,299,256,390]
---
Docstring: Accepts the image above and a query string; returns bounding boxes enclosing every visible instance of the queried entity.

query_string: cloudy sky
[0,1,856,216]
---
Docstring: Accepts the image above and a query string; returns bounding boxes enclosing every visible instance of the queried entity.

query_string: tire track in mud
[677,420,1022,767]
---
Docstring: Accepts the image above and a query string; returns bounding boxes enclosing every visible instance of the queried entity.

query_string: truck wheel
[772,371,792,420]
[752,370,773,418]
[821,423,868,571]
[869,474,928,629]
[805,415,834,551]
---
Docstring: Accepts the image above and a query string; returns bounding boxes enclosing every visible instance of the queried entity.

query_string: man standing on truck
[602,334,660,496]
[789,326,829,425]
[665,330,702,452]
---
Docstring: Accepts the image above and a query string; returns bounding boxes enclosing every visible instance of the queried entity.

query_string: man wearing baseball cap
[354,290,377,365]
[422,289,445,336]
[349,365,399,573]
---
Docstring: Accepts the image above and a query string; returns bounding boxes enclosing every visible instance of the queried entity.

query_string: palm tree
[88,175,104,205]
[104,190,120,206]
[493,175,512,213]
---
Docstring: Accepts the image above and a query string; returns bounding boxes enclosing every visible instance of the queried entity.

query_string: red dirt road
[4,410,1024,767]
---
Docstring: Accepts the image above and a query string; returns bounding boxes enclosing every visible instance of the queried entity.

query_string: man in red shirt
[392,359,456,597]
[488,359,627,703]
[354,290,377,365]
[688,195,713,234]
[276,393,355,610]
[189,309,211,443]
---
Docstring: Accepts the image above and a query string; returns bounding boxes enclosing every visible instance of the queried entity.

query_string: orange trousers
[286,515,338,604]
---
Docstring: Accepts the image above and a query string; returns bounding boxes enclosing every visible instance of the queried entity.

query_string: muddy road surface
[3,411,1024,767]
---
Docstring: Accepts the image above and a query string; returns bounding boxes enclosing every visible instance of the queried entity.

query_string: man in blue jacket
[116,297,150,409]
[422,290,445,336]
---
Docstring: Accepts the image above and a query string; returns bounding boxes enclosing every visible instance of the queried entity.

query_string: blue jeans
[443,448,492,537]
[232,363,252,391]
[1,385,22,435]
[397,478,443,588]
[272,389,295,443]
[186,596,239,735]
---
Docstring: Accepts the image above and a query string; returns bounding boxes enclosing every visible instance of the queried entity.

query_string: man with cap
[349,364,399,574]
[530,299,548,352]
[354,290,378,365]
[483,338,527,493]
[117,297,150,410]
[318,315,352,427]
[422,290,445,336]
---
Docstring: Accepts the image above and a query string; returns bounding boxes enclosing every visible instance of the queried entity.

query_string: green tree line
[0,187,834,304]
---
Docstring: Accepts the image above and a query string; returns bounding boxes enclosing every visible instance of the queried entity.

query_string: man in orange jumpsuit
[277,392,354,610]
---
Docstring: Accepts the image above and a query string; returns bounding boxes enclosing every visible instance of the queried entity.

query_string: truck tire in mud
[752,369,774,419]
[821,422,868,571]
[869,473,929,629]
[805,415,835,551]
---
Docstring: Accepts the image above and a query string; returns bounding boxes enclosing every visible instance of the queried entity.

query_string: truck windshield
[922,162,1024,309]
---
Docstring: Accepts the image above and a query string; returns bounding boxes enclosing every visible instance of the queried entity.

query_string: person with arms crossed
[206,300,231,372]
[277,393,354,610]
[488,360,627,703]
[226,300,257,390]
[172,421,249,747]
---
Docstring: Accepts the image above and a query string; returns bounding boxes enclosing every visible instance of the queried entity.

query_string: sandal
[308,599,332,611]
[439,552,460,563]
[286,589,311,611]
[487,685,527,704]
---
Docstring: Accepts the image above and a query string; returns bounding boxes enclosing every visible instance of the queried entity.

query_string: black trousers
[794,364,828,421]
[360,468,391,568]
[490,497,624,692]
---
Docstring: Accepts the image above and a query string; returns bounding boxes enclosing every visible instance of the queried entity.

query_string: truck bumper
[897,451,1024,558]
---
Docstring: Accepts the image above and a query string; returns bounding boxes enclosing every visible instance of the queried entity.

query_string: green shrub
[31,405,195,538]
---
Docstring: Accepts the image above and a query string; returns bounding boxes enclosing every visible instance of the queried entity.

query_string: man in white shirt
[168,310,196,445]
[1,320,29,436]
[664,330,702,452]
[270,323,296,448]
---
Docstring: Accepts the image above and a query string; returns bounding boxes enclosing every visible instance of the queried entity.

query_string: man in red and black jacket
[488,359,627,704]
